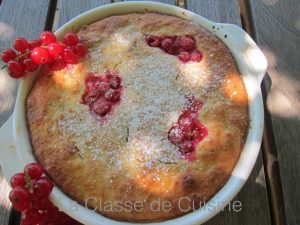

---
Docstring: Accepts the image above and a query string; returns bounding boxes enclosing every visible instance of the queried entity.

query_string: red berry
[23,59,38,72]
[178,116,194,132]
[168,126,185,145]
[33,176,54,199]
[31,47,50,64]
[9,187,30,211]
[13,37,29,53]
[179,35,196,51]
[104,89,121,102]
[161,37,173,53]
[21,208,42,225]
[1,49,17,63]
[74,42,87,57]
[7,60,25,78]
[24,163,43,180]
[62,48,77,64]
[47,42,63,58]
[146,35,161,47]
[82,89,99,104]
[63,33,79,46]
[179,141,194,154]
[92,99,111,116]
[32,197,53,210]
[178,51,191,62]
[39,31,56,45]
[28,40,41,50]
[85,73,100,87]
[108,75,121,89]
[94,82,110,96]
[49,54,66,71]
[10,173,26,188]
[190,51,203,62]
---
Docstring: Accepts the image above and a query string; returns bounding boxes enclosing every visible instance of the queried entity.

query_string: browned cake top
[26,13,248,222]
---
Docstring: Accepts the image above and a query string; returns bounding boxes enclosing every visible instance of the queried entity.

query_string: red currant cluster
[168,96,208,156]
[82,71,123,117]
[1,31,87,78]
[146,34,203,63]
[9,163,81,225]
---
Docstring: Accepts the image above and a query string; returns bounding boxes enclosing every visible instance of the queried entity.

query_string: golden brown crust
[26,13,248,222]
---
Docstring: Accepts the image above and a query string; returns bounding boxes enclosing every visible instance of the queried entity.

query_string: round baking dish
[0,2,267,225]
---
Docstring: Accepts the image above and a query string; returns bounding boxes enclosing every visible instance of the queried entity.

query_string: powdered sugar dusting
[55,26,213,174]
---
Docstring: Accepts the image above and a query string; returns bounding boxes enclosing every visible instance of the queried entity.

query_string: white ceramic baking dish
[0,2,267,225]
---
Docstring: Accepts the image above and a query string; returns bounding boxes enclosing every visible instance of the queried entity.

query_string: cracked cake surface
[26,13,249,222]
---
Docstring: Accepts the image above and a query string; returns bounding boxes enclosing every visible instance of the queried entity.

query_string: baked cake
[26,13,249,222]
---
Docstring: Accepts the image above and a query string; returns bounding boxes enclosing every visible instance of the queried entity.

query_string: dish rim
[0,1,267,225]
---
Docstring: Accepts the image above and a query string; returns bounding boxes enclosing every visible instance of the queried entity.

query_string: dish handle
[0,115,21,180]
[220,23,268,84]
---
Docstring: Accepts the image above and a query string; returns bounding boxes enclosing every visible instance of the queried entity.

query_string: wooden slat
[0,0,53,224]
[248,1,300,225]
[186,1,271,224]
[186,0,241,25]
[124,0,175,5]
[54,0,111,30]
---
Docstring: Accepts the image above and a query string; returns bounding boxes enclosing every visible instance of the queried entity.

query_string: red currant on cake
[47,42,64,58]
[168,96,208,157]
[31,47,50,65]
[62,47,77,64]
[146,34,203,63]
[39,31,56,45]
[63,32,80,46]
[82,70,123,119]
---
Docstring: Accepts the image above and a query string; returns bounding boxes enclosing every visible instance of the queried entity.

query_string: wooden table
[0,0,298,224]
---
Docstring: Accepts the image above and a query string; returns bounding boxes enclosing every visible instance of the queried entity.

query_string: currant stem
[1,45,47,70]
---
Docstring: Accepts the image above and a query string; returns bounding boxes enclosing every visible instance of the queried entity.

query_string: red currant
[10,173,26,188]
[39,31,56,45]
[7,60,25,78]
[190,51,203,62]
[24,163,44,180]
[13,37,29,53]
[9,187,30,211]
[28,40,41,50]
[161,37,173,53]
[49,54,66,71]
[178,51,191,62]
[179,35,196,51]
[168,126,185,145]
[74,42,87,57]
[104,89,121,102]
[47,42,63,58]
[21,208,42,225]
[23,59,38,72]
[63,33,79,46]
[1,49,17,63]
[31,47,49,64]
[146,35,161,47]
[33,176,53,199]
[108,75,121,89]
[62,48,77,64]
[92,99,112,116]
[179,141,194,154]
[32,197,53,210]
